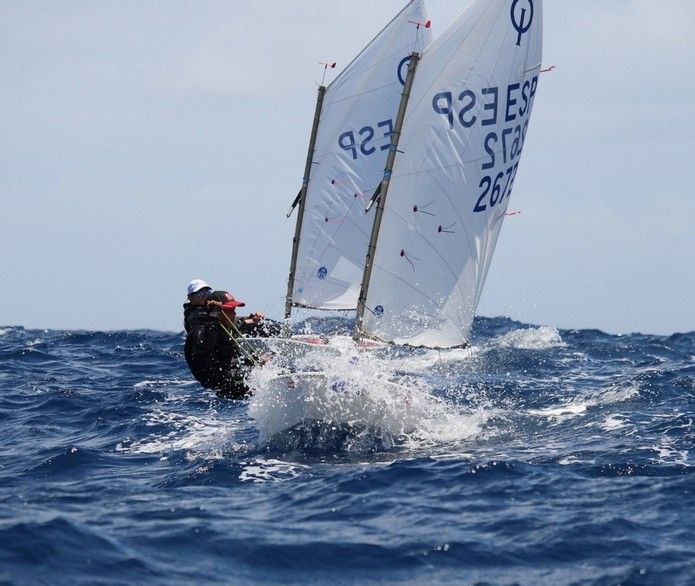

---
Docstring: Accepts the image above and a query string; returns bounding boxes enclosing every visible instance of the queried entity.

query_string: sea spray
[247,335,490,448]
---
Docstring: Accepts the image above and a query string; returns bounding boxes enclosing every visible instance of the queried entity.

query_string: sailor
[183,278,213,334]
[183,279,215,386]
[183,281,279,399]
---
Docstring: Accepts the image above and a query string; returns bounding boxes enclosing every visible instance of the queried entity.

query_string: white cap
[187,279,210,295]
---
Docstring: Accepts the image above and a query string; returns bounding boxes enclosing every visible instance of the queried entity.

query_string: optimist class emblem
[511,0,534,46]
[374,305,384,318]
[397,56,410,86]
[317,266,328,280]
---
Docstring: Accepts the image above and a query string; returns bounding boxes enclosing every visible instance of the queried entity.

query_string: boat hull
[248,370,418,442]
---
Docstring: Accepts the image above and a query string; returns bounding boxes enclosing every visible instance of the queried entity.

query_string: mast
[284,85,327,325]
[354,52,420,340]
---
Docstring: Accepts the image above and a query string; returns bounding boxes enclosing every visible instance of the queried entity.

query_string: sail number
[431,75,539,213]
[338,119,394,160]
[475,163,519,212]
[482,121,529,171]
[473,120,530,211]
[432,77,537,131]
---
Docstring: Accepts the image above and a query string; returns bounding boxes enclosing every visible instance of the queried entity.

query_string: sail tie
[319,61,336,85]
[400,249,419,271]
[413,202,436,216]
[408,19,431,30]
[494,210,522,224]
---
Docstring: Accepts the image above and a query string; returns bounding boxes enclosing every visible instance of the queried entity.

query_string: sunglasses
[192,288,211,297]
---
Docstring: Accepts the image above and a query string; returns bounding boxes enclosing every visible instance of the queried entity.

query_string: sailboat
[251,0,543,437]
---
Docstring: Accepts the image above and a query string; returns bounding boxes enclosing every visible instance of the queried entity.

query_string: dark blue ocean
[1,317,693,585]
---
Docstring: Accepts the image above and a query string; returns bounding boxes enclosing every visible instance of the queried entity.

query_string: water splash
[247,336,490,448]
[495,325,565,350]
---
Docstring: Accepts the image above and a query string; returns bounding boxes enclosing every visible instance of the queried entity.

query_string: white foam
[600,414,628,431]
[133,379,196,390]
[642,436,691,467]
[410,404,496,446]
[495,326,565,350]
[529,382,640,424]
[238,458,309,483]
[557,454,597,465]
[116,407,246,459]
[529,402,587,421]
[596,383,640,405]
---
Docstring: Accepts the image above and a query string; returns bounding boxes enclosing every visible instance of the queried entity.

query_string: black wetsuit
[183,293,280,399]
[183,302,219,389]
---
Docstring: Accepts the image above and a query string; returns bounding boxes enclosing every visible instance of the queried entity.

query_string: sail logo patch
[510,0,533,46]
[374,305,384,318]
[317,267,328,280]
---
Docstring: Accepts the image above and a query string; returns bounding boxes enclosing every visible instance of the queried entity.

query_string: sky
[1,1,694,335]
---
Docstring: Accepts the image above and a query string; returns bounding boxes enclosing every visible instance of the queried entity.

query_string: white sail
[291,0,432,311]
[362,0,543,347]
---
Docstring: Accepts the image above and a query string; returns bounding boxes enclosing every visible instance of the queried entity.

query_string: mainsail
[359,0,543,347]
[287,0,432,314]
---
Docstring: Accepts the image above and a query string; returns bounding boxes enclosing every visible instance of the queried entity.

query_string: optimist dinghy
[252,0,544,437]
